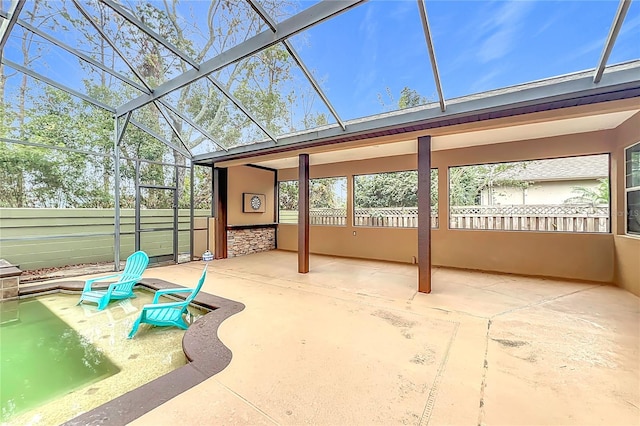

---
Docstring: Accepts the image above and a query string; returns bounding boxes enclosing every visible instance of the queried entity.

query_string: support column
[189,163,195,261]
[298,154,310,273]
[274,169,279,249]
[213,167,228,260]
[113,115,121,272]
[418,136,432,293]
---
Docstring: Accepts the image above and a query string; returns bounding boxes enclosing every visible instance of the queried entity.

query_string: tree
[354,170,438,209]
[398,87,428,109]
[564,178,609,206]
[0,85,113,208]
[449,163,531,206]
[378,86,430,112]
[1,0,327,208]
[310,178,345,209]
[278,181,299,210]
[277,178,346,210]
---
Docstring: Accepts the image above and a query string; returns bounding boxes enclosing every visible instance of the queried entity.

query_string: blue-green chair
[77,251,149,311]
[128,265,207,339]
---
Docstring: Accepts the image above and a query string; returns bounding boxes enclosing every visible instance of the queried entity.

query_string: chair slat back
[120,251,149,280]
[185,265,208,304]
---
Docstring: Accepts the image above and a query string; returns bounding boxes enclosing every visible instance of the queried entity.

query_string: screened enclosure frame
[0,0,635,270]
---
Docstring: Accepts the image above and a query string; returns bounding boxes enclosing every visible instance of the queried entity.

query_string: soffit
[248,109,638,170]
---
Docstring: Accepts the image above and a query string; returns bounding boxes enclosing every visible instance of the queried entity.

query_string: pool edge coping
[18,277,245,425]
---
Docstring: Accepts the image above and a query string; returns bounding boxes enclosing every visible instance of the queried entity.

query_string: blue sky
[290,0,640,120]
[3,0,640,135]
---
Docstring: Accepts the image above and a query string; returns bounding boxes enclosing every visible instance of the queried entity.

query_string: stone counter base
[227,227,276,258]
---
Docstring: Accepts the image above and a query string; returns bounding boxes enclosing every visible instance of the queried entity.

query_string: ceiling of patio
[247,107,639,169]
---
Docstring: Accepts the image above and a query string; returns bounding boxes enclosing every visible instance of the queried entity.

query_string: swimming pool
[0,289,204,425]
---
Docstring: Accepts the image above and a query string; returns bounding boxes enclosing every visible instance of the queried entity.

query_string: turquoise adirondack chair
[77,251,149,311]
[128,265,207,339]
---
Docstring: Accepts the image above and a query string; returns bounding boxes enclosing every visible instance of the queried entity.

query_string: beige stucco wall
[483,180,602,205]
[277,129,616,282]
[613,235,640,296]
[612,112,640,296]
[526,180,602,205]
[193,216,209,257]
[227,166,276,226]
[278,225,418,263]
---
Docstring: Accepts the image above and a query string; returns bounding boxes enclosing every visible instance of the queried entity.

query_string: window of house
[353,169,438,228]
[448,154,610,233]
[626,142,640,236]
[278,177,347,225]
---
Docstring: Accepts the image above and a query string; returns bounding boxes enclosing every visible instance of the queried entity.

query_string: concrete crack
[477,319,492,426]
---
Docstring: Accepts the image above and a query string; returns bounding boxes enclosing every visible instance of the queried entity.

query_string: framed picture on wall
[243,193,266,213]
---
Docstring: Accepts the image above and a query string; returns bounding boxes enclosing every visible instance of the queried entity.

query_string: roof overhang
[193,61,640,167]
[238,110,636,170]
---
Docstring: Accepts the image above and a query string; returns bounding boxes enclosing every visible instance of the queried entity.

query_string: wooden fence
[279,204,609,233]
[354,208,439,228]
[449,204,609,232]
[279,208,439,228]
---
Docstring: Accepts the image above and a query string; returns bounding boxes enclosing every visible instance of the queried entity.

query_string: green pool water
[0,289,204,425]
[0,299,120,422]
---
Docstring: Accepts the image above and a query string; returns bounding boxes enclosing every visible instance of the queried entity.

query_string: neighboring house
[480,155,608,205]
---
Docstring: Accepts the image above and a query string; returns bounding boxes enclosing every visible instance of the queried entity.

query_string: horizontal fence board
[0,209,210,270]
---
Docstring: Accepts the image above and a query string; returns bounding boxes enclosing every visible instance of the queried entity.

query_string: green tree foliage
[564,178,610,206]
[0,143,54,207]
[178,167,212,209]
[310,178,346,209]
[278,178,346,210]
[1,0,327,209]
[449,163,530,206]
[377,86,430,111]
[1,86,115,207]
[279,181,299,210]
[398,87,428,109]
[354,170,438,208]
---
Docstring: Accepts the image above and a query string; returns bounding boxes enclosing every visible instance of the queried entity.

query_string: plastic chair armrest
[142,301,186,310]
[106,278,138,292]
[83,274,121,292]
[152,288,192,303]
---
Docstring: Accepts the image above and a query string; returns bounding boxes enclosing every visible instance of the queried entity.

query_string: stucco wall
[277,129,616,282]
[612,112,640,296]
[227,166,276,226]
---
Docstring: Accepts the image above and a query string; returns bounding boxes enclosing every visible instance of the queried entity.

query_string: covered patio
[120,251,638,425]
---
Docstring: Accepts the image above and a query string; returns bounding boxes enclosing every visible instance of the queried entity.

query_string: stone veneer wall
[0,259,21,301]
[1,276,19,300]
[227,227,276,258]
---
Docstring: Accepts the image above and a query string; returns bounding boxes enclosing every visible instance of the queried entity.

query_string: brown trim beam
[418,136,432,293]
[298,154,309,273]
[274,169,279,248]
[213,167,228,259]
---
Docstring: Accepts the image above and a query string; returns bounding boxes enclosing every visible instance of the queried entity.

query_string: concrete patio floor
[123,250,637,425]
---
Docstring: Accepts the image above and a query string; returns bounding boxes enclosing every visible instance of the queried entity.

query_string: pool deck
[48,250,640,425]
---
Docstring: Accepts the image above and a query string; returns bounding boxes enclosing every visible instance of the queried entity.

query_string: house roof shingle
[505,155,609,181]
